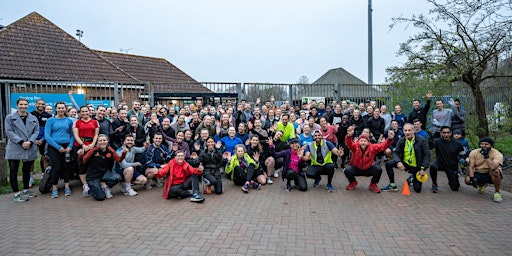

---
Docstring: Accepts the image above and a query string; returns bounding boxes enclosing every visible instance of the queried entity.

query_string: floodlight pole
[368,0,373,85]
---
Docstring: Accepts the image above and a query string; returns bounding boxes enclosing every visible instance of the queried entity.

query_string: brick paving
[1,168,511,256]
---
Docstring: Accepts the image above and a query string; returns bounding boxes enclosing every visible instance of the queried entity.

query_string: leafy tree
[387,0,512,138]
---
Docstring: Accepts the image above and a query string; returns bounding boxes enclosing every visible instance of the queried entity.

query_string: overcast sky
[2,0,431,84]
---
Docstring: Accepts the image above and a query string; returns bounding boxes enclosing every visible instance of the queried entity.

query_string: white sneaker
[83,185,90,197]
[125,188,138,196]
[267,177,273,184]
[103,186,113,199]
[273,170,279,178]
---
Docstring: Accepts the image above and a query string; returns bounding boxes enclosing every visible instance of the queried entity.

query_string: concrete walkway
[1,169,511,256]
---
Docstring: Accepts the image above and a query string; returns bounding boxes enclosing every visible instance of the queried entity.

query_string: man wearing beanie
[467,137,504,202]
[344,126,395,193]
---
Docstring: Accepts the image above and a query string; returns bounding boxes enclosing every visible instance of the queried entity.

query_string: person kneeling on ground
[344,126,394,193]
[382,123,430,193]
[151,150,205,203]
[81,134,128,201]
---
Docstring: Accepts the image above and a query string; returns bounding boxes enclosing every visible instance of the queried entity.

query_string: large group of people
[5,90,506,203]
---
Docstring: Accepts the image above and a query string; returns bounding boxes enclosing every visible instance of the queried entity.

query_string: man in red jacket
[152,150,205,203]
[344,126,395,193]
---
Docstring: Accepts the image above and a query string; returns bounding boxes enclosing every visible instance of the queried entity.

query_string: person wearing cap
[466,137,504,202]
[453,129,470,174]
[382,123,430,192]
[429,126,465,193]
[344,125,395,193]
[408,91,432,130]
[449,98,466,136]
[269,137,308,192]
[303,130,344,192]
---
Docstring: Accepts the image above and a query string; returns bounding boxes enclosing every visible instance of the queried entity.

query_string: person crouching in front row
[80,134,128,201]
[149,150,205,203]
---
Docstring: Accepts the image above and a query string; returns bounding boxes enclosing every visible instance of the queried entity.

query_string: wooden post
[0,141,6,186]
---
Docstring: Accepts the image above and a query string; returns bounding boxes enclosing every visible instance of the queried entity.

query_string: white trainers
[82,185,90,197]
[267,177,273,184]
[125,188,138,196]
[273,170,279,178]
[103,186,113,199]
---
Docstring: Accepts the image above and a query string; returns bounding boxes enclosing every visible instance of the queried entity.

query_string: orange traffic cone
[402,180,411,196]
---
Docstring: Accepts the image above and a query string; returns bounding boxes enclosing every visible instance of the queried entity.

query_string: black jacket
[393,135,430,169]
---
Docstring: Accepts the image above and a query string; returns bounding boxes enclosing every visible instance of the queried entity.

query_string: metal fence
[202,82,390,106]
[0,80,146,140]
[1,79,510,140]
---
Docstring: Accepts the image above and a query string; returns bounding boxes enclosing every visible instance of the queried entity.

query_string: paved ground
[1,168,511,256]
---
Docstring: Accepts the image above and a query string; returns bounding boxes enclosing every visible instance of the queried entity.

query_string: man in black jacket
[430,126,465,193]
[382,123,430,193]
[408,91,432,130]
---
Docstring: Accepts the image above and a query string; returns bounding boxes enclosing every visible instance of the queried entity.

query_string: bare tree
[387,0,512,137]
[297,75,310,84]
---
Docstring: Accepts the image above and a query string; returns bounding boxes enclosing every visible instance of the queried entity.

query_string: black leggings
[203,171,223,194]
[430,160,460,191]
[9,160,34,192]
[385,160,423,193]
[168,175,200,198]
[284,169,307,191]
[306,163,335,184]
[344,165,382,184]
[47,145,71,185]
[233,164,261,186]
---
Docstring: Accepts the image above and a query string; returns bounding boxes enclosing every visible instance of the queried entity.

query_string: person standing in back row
[31,98,53,187]
[6,98,40,202]
[430,100,452,138]
[408,91,432,130]
[44,102,75,198]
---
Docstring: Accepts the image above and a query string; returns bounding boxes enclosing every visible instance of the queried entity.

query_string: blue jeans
[87,178,106,201]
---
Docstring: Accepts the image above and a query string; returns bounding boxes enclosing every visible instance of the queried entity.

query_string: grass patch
[494,135,512,156]
[0,156,42,195]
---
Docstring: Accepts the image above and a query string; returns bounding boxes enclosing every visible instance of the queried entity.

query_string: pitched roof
[0,12,139,83]
[312,67,367,85]
[310,67,386,98]
[94,50,211,93]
